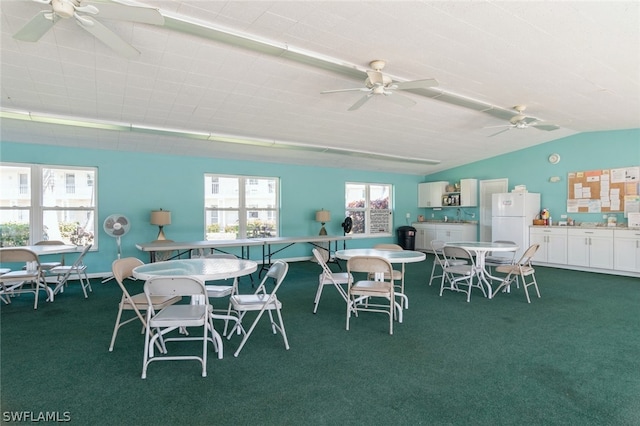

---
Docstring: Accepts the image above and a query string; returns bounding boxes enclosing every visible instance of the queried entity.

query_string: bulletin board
[567,166,639,214]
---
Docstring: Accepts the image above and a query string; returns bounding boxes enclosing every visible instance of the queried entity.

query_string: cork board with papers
[567,166,639,214]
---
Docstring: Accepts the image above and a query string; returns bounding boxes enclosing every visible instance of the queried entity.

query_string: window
[204,174,279,240]
[65,173,76,194]
[345,182,393,236]
[19,173,28,195]
[0,163,97,247]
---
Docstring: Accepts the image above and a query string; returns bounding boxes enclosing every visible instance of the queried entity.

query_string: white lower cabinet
[567,228,614,270]
[414,223,477,251]
[530,227,567,265]
[415,224,437,251]
[614,229,640,273]
[529,226,639,276]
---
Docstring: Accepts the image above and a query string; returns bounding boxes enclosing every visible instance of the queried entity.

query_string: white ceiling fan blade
[384,91,416,108]
[521,116,539,125]
[321,88,369,94]
[488,128,512,137]
[394,78,439,90]
[86,1,165,25]
[76,15,140,58]
[366,70,384,86]
[13,11,59,42]
[483,124,512,129]
[75,4,99,15]
[532,123,560,131]
[348,93,373,111]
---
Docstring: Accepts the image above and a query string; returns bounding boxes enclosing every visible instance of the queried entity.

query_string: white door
[479,178,508,242]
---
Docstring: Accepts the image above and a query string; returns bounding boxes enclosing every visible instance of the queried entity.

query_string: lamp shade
[150,209,171,226]
[315,210,331,223]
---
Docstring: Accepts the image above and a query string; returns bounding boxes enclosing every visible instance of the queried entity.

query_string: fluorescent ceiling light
[1,108,440,165]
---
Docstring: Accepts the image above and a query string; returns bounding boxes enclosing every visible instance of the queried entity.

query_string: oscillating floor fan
[101,214,131,283]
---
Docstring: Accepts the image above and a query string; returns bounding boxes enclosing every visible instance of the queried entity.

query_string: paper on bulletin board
[624,195,640,218]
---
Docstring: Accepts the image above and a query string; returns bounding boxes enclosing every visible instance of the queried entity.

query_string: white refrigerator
[491,192,541,259]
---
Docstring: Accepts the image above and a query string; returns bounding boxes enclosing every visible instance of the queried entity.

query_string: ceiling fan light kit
[321,59,438,111]
[486,105,560,137]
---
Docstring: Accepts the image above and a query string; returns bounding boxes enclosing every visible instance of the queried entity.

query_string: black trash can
[396,226,416,250]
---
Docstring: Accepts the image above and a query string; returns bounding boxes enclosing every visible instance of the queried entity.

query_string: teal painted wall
[0,141,423,274]
[423,129,640,225]
[2,128,638,274]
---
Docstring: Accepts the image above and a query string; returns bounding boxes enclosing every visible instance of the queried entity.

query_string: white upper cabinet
[418,181,447,208]
[418,179,477,208]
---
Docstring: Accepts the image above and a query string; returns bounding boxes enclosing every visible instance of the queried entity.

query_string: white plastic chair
[0,248,50,309]
[50,244,92,298]
[142,275,216,379]
[108,258,181,352]
[485,240,517,274]
[197,253,241,336]
[371,243,408,309]
[491,244,541,303]
[429,240,467,286]
[29,240,65,273]
[312,248,352,313]
[227,260,289,357]
[440,246,486,302]
[347,256,399,335]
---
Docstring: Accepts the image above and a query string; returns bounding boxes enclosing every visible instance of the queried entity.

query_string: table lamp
[315,209,330,235]
[150,209,171,240]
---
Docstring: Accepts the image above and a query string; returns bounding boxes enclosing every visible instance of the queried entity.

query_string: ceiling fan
[321,60,438,111]
[487,105,560,137]
[12,0,165,59]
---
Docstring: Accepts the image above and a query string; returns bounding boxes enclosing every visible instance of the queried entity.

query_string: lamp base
[319,225,327,236]
[156,226,167,240]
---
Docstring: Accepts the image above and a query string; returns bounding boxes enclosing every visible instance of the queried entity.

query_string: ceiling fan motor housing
[52,0,76,18]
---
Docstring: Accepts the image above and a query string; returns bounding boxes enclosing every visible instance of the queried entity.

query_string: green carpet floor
[1,256,639,425]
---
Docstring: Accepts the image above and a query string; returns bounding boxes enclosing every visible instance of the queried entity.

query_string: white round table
[335,248,426,263]
[132,258,257,281]
[444,241,518,298]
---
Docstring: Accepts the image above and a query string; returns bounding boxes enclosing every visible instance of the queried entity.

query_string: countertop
[530,223,638,230]
[413,220,478,225]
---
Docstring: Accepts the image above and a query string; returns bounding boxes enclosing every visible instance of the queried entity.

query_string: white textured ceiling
[1,1,639,175]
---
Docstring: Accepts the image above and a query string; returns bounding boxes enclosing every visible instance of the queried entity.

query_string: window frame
[204,173,280,240]
[345,181,394,238]
[0,162,98,247]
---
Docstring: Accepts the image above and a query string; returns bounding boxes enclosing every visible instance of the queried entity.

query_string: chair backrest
[144,275,207,299]
[373,243,403,251]
[312,248,333,276]
[490,240,516,256]
[430,240,445,252]
[71,244,92,267]
[443,246,475,266]
[112,257,144,289]
[0,248,40,265]
[255,260,289,297]
[517,244,540,266]
[347,256,393,282]
[204,253,237,259]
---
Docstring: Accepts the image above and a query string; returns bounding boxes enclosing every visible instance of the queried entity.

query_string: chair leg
[313,278,324,314]
[233,309,267,357]
[201,322,208,378]
[428,259,438,286]
[109,306,125,351]
[274,308,290,350]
